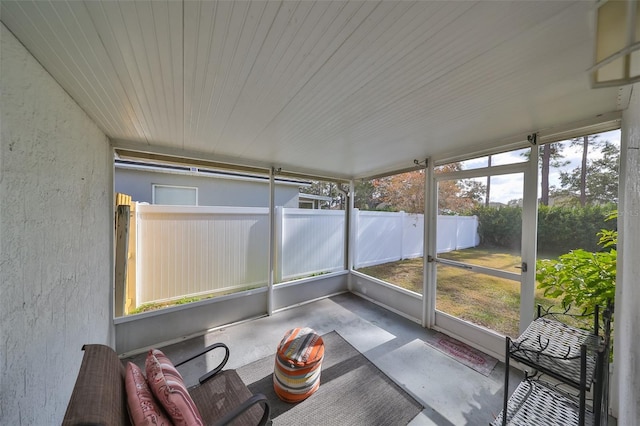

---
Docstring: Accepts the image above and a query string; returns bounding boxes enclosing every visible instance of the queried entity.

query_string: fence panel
[279,208,345,281]
[455,216,480,249]
[136,205,269,306]
[356,212,479,268]
[402,213,424,259]
[436,216,459,253]
[355,210,404,268]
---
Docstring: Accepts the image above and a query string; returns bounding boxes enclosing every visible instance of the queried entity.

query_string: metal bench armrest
[212,393,271,426]
[174,342,230,383]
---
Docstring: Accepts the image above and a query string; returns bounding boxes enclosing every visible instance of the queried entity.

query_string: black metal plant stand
[492,304,612,426]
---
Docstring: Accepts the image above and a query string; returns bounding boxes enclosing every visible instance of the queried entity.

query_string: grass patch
[357,247,562,338]
[129,295,213,314]
[128,285,264,315]
[357,259,425,294]
[438,247,522,269]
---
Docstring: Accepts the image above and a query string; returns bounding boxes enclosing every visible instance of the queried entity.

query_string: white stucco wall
[1,25,113,424]
[614,83,640,424]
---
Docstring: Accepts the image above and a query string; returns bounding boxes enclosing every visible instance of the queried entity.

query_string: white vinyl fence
[136,205,270,306]
[354,210,424,268]
[133,205,478,307]
[353,210,479,268]
[276,207,345,282]
[436,215,480,253]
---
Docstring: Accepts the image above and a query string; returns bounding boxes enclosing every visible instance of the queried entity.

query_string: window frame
[151,184,199,206]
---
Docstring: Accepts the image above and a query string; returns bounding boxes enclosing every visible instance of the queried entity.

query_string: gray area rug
[236,331,423,425]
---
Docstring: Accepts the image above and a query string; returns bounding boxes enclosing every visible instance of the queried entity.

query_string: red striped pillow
[145,349,203,426]
[124,362,172,426]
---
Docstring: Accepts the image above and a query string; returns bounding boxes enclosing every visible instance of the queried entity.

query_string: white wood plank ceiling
[0,1,624,179]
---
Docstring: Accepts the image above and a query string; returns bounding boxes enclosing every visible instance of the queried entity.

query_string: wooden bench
[63,343,270,425]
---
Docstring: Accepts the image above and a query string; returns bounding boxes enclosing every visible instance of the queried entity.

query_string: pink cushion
[124,362,172,426]
[145,349,204,426]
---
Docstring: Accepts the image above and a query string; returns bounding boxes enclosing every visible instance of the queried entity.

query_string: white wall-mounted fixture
[591,0,640,87]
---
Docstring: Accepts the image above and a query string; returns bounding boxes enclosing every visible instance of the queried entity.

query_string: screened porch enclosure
[3,1,640,424]
[115,132,605,365]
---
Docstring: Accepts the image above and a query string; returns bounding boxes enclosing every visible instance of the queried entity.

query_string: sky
[463,129,622,204]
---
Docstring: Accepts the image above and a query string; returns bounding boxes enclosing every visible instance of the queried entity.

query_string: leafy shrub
[537,204,617,255]
[471,204,616,255]
[471,206,521,249]
[536,211,616,313]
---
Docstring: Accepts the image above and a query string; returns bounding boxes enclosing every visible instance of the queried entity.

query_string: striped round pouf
[273,327,325,403]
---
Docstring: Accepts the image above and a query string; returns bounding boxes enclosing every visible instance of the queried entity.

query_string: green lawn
[357,247,560,338]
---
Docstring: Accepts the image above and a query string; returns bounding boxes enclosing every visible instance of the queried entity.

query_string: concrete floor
[126,292,522,425]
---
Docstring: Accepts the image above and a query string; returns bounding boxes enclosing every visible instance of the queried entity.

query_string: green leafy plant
[537,204,617,255]
[536,211,617,312]
[471,206,522,249]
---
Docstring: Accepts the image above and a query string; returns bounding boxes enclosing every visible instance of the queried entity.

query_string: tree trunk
[541,144,551,205]
[580,135,588,206]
